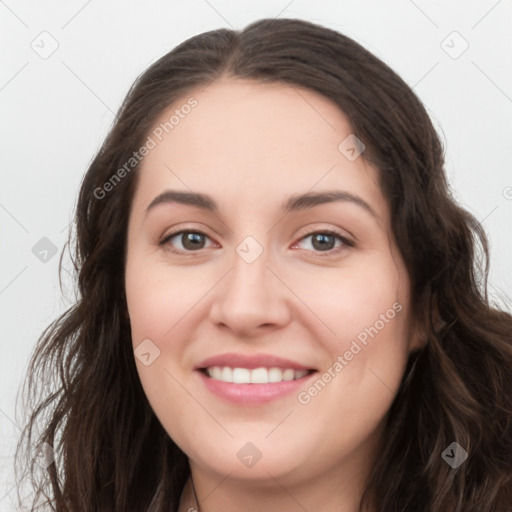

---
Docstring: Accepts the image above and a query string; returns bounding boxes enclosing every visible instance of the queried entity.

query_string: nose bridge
[228,234,274,302]
[208,232,290,333]
[227,215,272,283]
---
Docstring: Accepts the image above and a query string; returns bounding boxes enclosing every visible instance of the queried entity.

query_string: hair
[14,17,512,512]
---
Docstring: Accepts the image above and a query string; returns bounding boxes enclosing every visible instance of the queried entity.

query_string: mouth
[194,353,318,405]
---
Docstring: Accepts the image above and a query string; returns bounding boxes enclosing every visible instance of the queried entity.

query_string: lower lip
[197,370,316,405]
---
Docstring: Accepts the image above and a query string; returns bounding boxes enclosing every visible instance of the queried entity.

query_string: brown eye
[293,230,354,257]
[310,233,337,251]
[160,230,213,253]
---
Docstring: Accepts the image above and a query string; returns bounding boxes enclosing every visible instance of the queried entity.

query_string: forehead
[133,78,388,224]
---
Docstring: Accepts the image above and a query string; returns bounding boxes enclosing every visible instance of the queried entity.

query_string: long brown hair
[14,18,512,511]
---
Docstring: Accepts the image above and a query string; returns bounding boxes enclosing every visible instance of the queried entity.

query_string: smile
[194,352,318,404]
[203,366,312,384]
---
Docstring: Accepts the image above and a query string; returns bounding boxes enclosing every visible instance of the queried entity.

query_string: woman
[15,18,512,512]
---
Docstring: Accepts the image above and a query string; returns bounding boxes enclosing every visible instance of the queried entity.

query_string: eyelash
[159,228,354,257]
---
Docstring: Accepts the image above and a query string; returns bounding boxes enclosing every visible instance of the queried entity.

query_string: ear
[407,302,445,354]
[407,312,429,354]
[408,326,428,354]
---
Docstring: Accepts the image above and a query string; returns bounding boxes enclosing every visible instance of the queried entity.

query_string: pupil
[313,234,334,251]
[183,233,204,250]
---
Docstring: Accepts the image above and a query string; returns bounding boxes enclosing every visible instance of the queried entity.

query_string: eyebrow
[144,189,379,220]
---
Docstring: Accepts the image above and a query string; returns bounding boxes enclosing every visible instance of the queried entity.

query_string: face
[125,78,423,489]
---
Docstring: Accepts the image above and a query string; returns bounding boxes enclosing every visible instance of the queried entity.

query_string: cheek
[125,253,210,344]
[292,276,410,467]
[125,257,205,445]
[289,251,405,346]
[293,250,411,402]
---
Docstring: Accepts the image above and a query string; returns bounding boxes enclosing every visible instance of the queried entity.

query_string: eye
[159,228,354,256]
[159,230,215,254]
[292,230,354,256]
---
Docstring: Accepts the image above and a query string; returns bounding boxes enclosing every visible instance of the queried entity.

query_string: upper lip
[195,353,316,371]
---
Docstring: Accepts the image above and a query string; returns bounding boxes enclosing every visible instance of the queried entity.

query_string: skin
[125,77,425,512]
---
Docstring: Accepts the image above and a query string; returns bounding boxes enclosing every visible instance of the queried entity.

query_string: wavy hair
[14,17,512,511]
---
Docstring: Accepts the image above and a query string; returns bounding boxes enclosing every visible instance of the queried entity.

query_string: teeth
[268,368,282,383]
[232,368,250,384]
[220,367,233,383]
[205,366,310,384]
[250,367,268,384]
[282,369,295,381]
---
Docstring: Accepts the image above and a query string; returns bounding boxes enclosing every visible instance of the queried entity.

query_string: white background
[1,0,511,508]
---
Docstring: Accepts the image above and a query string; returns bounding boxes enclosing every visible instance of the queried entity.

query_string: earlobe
[408,306,447,354]
[407,313,429,354]
[409,328,428,353]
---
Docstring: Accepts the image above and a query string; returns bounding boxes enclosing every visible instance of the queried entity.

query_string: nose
[208,244,292,337]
